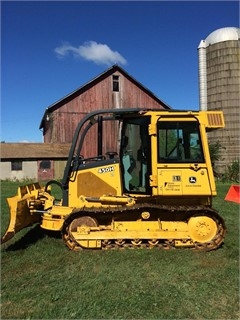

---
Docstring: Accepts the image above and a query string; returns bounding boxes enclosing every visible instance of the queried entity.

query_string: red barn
[40,65,171,157]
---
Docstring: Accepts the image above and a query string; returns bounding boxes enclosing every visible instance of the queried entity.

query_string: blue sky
[1,1,239,142]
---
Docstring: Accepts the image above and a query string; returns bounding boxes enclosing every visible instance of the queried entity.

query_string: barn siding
[44,73,166,145]
[0,160,68,181]
[42,67,169,159]
[38,160,54,181]
[0,161,38,181]
[0,162,12,180]
[54,160,67,180]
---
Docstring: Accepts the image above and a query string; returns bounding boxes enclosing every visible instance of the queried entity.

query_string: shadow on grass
[3,225,61,251]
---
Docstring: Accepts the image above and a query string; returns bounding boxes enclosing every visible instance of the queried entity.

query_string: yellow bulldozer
[1,108,226,250]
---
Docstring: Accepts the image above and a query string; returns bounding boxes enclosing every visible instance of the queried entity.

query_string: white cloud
[54,41,127,66]
[19,140,39,143]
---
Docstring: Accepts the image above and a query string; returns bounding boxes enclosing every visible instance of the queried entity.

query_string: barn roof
[1,143,71,160]
[39,65,171,129]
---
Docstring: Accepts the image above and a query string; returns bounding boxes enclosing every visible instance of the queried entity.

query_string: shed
[39,65,171,157]
[0,143,71,181]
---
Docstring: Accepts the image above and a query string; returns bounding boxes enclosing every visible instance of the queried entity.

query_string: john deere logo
[189,177,197,183]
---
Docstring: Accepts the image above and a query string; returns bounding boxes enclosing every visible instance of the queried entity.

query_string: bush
[222,160,240,183]
[209,141,224,165]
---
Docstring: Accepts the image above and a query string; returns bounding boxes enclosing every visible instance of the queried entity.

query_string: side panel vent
[206,112,225,128]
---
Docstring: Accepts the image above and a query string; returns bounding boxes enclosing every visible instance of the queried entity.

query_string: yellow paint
[68,162,122,207]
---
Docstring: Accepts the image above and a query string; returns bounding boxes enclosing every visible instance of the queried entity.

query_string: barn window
[112,75,120,92]
[40,160,51,169]
[11,161,22,171]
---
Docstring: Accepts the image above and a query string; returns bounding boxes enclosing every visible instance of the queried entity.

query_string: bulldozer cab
[119,113,206,197]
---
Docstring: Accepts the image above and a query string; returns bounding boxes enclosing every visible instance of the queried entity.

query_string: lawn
[1,181,239,319]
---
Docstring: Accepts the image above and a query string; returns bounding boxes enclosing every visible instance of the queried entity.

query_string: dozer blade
[1,183,43,244]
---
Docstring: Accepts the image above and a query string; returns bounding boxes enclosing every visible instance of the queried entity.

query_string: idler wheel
[188,216,217,243]
[69,216,98,235]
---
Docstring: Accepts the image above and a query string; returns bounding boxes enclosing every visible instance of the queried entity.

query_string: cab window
[158,121,204,163]
[121,117,151,193]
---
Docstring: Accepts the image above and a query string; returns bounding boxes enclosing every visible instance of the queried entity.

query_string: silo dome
[205,27,240,45]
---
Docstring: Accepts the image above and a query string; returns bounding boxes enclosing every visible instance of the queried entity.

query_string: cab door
[154,118,212,197]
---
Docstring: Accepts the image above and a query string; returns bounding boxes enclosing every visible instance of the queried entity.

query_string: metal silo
[198,27,240,173]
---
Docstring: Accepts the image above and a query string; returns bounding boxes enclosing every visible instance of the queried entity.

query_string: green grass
[1,181,239,319]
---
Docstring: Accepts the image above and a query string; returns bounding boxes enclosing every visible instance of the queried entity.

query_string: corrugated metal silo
[198,27,240,172]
